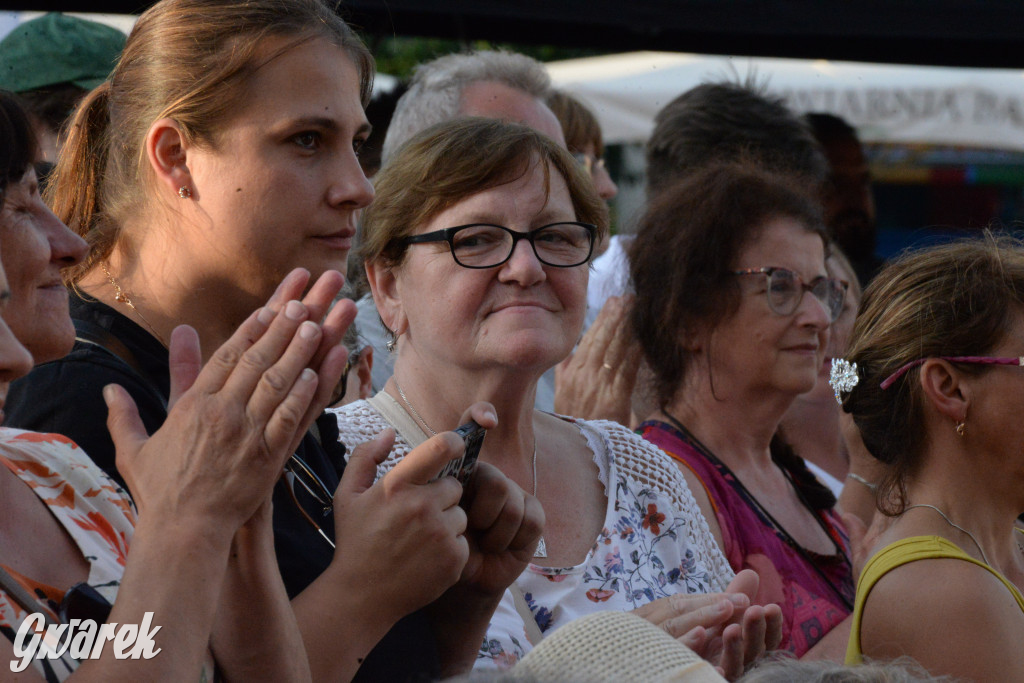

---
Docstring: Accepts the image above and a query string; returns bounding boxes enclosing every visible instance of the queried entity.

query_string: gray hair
[740,655,955,683]
[381,49,551,163]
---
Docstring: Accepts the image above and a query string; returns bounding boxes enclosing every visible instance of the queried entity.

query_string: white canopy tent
[547,52,1024,151]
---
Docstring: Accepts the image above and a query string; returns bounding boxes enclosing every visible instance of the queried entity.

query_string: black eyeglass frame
[732,266,848,322]
[401,222,598,269]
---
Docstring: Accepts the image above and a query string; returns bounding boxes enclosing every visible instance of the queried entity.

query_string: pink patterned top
[0,428,135,681]
[640,420,854,657]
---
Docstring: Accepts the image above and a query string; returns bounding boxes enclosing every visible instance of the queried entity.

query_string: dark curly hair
[629,162,827,408]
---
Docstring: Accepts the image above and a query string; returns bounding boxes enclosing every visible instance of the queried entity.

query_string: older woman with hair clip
[6,1,540,680]
[334,117,784,679]
[0,89,319,681]
[633,163,855,658]
[836,236,1024,681]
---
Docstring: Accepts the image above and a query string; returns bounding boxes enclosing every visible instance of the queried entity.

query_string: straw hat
[509,610,727,683]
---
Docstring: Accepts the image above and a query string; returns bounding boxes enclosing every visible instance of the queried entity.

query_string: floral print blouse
[0,428,135,681]
[332,401,732,670]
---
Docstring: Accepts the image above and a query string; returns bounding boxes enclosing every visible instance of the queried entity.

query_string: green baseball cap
[0,13,126,93]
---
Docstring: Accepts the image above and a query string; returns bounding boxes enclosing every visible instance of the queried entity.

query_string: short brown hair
[48,0,373,285]
[843,234,1024,514]
[630,162,827,407]
[646,82,827,196]
[546,90,603,156]
[361,116,608,269]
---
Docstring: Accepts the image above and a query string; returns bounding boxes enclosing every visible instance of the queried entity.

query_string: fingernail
[285,300,305,320]
[299,320,319,339]
[102,385,115,402]
[485,409,497,423]
[257,307,274,325]
[728,594,748,605]
[715,601,731,614]
[300,368,316,382]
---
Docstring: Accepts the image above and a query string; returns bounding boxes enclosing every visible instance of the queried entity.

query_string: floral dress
[0,428,135,681]
[332,400,732,670]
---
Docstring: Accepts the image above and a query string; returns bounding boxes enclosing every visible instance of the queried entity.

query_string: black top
[7,295,439,682]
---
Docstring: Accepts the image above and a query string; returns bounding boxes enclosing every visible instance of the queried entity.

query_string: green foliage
[358,34,603,79]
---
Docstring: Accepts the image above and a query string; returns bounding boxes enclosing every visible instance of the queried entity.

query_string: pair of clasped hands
[104,268,780,680]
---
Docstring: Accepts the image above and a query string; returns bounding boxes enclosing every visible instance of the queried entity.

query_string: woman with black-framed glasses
[3,2,543,680]
[632,162,856,659]
[333,117,784,679]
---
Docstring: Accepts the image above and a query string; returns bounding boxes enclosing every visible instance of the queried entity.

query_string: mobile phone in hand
[433,420,486,484]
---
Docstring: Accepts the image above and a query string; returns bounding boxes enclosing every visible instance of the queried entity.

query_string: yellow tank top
[846,534,1024,665]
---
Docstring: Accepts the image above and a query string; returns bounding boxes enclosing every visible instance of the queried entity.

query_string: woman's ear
[145,118,194,199]
[364,260,408,337]
[919,358,970,425]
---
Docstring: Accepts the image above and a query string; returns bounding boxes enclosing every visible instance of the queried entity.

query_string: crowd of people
[0,2,1021,681]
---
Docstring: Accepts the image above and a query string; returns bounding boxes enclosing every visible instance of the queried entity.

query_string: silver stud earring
[178,186,192,199]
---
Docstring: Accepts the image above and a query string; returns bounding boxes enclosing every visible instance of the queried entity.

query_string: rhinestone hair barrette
[829,358,859,405]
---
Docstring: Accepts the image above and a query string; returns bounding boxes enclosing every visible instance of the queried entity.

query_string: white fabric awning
[547,52,1024,151]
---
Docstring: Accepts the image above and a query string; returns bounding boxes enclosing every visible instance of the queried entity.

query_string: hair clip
[829,358,859,405]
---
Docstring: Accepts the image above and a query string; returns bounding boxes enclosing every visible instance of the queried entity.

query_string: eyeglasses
[572,152,607,177]
[880,355,1024,390]
[403,222,596,269]
[284,454,336,549]
[732,267,847,322]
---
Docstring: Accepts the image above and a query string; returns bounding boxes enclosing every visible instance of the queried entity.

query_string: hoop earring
[177,186,192,199]
[385,334,397,353]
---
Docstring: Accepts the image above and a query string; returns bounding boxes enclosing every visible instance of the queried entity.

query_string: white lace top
[331,400,732,670]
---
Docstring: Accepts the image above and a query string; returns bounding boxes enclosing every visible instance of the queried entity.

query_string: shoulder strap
[509,585,545,645]
[73,318,168,410]
[366,390,429,448]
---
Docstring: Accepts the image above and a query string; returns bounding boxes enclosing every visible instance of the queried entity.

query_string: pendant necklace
[100,262,168,347]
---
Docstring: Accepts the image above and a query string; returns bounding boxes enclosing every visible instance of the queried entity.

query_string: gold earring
[955,420,966,437]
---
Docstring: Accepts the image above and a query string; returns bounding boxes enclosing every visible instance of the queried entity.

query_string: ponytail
[46,82,114,285]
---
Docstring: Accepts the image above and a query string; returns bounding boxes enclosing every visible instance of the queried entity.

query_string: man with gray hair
[381,49,564,164]
[359,50,566,408]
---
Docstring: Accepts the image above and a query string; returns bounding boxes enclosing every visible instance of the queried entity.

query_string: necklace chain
[100,262,167,347]
[531,441,546,558]
[394,379,437,436]
[904,503,992,566]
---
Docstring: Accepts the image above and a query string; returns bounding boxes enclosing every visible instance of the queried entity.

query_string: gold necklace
[100,262,168,347]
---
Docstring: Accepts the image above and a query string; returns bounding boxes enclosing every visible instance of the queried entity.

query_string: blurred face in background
[821,136,876,263]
